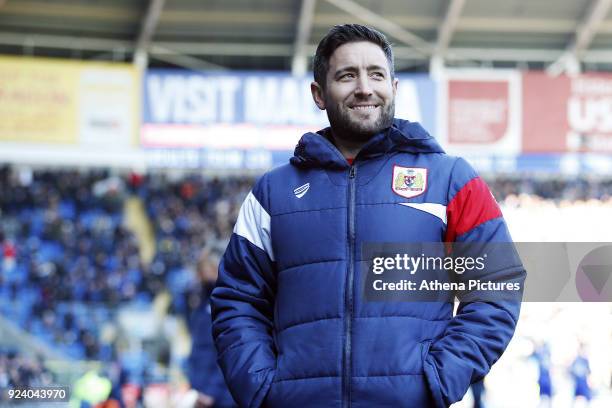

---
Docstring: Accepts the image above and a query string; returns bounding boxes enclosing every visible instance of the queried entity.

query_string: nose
[354,75,373,97]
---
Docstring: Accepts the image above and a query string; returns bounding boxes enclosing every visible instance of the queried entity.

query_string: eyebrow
[334,65,388,77]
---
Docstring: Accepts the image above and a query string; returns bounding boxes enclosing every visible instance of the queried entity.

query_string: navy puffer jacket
[211,119,525,408]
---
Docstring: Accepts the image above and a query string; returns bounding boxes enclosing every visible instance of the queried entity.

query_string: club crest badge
[392,166,427,199]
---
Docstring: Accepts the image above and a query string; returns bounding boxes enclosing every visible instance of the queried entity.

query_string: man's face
[312,41,398,142]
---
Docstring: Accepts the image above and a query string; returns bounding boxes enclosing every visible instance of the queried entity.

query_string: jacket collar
[290,118,445,169]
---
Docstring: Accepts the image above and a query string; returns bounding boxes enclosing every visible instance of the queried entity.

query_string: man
[211,24,525,408]
[187,251,236,408]
[570,343,592,406]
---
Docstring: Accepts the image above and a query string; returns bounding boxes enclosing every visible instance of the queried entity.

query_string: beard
[325,96,395,143]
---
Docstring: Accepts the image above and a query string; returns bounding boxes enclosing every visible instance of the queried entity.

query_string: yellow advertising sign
[0,56,139,146]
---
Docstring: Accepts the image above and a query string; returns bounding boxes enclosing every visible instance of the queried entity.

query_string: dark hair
[313,24,394,89]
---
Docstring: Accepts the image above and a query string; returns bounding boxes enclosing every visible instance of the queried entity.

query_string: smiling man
[211,24,525,408]
[311,38,397,159]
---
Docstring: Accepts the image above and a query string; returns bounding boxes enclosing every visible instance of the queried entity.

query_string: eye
[371,72,385,79]
[340,73,355,80]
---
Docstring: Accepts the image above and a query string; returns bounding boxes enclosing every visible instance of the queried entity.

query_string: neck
[330,131,367,160]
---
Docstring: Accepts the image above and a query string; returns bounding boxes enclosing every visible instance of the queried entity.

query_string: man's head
[311,24,398,143]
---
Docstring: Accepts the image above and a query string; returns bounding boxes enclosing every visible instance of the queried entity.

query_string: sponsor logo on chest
[392,165,427,199]
[293,183,310,198]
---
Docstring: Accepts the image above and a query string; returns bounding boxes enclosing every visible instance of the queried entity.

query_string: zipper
[342,164,357,408]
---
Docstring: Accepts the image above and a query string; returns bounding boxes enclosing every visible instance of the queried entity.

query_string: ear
[392,77,398,97]
[311,81,326,110]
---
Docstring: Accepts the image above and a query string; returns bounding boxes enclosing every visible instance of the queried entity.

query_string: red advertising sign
[439,71,521,156]
[448,80,509,144]
[523,71,612,153]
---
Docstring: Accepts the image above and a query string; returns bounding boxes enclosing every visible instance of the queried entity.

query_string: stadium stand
[140,174,253,318]
[2,1,612,407]
[0,166,253,404]
[1,164,611,407]
[0,349,54,388]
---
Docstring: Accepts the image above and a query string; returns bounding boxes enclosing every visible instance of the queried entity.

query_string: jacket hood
[290,118,445,169]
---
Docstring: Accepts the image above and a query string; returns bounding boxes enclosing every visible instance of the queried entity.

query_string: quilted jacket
[211,119,526,408]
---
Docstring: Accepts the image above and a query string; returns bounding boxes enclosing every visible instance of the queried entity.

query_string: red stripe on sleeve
[445,177,502,242]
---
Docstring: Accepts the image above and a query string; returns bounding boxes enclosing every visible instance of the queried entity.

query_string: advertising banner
[0,56,139,147]
[437,70,522,156]
[141,71,437,157]
[523,71,612,153]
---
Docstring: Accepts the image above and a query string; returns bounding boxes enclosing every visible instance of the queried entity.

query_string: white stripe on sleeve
[233,191,275,261]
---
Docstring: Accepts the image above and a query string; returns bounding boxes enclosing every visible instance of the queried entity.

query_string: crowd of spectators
[136,174,253,319]
[486,175,612,241]
[0,349,54,390]
[0,166,149,365]
[0,166,254,398]
[487,175,612,203]
[2,164,612,397]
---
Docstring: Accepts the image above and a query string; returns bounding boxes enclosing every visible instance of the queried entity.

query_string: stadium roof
[1,0,612,73]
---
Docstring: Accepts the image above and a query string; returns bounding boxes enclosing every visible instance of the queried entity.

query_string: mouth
[349,104,380,111]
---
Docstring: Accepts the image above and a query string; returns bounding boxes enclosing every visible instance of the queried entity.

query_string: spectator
[186,250,236,408]
[570,344,592,406]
